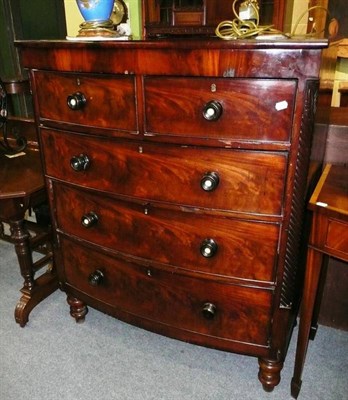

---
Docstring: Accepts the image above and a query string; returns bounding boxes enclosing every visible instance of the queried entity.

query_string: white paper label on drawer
[316,201,328,207]
[275,100,288,111]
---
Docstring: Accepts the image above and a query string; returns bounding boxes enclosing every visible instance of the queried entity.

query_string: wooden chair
[0,79,58,327]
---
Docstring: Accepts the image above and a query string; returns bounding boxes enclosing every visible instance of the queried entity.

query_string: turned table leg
[11,219,35,290]
[10,218,58,327]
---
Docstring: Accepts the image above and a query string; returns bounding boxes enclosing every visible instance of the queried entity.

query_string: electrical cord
[290,6,329,38]
[215,0,329,40]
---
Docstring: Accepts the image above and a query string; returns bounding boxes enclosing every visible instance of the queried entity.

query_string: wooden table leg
[15,272,59,327]
[309,255,329,340]
[291,246,324,399]
[10,218,58,327]
[10,219,36,290]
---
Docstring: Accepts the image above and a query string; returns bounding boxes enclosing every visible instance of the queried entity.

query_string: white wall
[284,0,308,35]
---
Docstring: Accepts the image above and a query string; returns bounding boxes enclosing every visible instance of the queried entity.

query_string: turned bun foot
[67,295,88,322]
[262,384,275,393]
[258,358,283,392]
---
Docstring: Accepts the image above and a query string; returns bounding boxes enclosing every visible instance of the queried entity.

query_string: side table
[0,149,58,326]
[291,163,348,398]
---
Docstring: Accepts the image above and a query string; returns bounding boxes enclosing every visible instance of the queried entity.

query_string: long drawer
[61,237,273,346]
[42,129,287,216]
[33,71,137,133]
[144,77,296,142]
[55,183,280,282]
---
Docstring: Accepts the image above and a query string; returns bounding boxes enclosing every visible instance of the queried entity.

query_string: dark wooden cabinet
[17,37,326,394]
[0,0,66,120]
[142,0,286,37]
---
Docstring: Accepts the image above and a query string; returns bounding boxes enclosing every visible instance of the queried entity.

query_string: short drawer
[144,77,296,142]
[61,238,272,346]
[33,71,137,133]
[55,184,280,282]
[42,129,287,216]
[325,219,348,257]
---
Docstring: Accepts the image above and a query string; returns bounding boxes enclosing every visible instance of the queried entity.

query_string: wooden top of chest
[15,38,327,78]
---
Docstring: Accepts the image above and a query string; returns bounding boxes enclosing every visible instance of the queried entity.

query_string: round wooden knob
[200,238,218,258]
[67,92,86,110]
[200,171,219,192]
[70,154,90,171]
[81,212,99,228]
[88,269,104,287]
[202,302,217,320]
[203,100,222,121]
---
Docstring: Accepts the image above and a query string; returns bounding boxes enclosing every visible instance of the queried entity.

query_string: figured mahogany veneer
[41,129,287,215]
[34,72,137,134]
[62,237,273,350]
[16,38,326,395]
[144,77,296,142]
[54,183,280,282]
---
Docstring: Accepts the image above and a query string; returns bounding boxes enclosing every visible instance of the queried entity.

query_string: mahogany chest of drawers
[17,38,326,393]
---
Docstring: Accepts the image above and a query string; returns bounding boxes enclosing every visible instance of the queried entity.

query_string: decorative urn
[76,0,116,37]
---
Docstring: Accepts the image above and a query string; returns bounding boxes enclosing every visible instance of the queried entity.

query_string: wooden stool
[0,149,58,327]
[291,164,348,398]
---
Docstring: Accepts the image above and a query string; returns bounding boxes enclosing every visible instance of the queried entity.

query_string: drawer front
[55,184,279,282]
[144,77,296,142]
[61,238,272,346]
[34,71,137,133]
[42,129,287,215]
[326,219,348,258]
